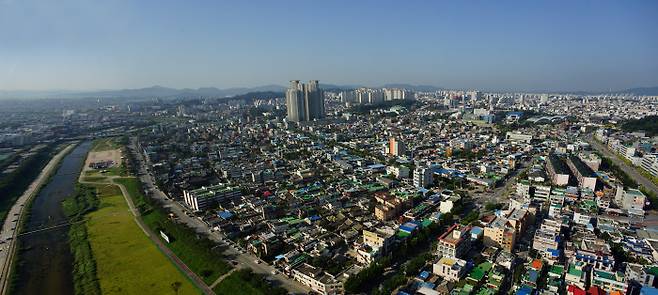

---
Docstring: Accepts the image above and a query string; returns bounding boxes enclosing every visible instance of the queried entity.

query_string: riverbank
[63,184,101,295]
[0,142,77,295]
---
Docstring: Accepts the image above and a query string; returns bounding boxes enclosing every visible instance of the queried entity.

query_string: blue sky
[1,0,657,91]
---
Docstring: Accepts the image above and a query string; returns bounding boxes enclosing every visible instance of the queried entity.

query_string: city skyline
[1,0,658,92]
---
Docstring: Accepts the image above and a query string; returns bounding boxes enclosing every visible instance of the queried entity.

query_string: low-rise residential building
[292,263,344,295]
[374,193,409,221]
[533,219,562,261]
[483,217,517,252]
[591,269,627,294]
[436,224,472,259]
[432,256,468,282]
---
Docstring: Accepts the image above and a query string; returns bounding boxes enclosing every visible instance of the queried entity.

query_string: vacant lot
[91,138,121,152]
[86,184,199,295]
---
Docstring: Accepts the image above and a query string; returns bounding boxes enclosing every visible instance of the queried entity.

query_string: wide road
[129,138,311,294]
[0,143,76,295]
[584,134,658,195]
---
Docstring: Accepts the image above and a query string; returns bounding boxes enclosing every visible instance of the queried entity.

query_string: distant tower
[286,80,324,122]
[286,80,305,122]
[305,80,324,120]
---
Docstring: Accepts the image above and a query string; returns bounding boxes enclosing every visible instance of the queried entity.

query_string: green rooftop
[568,264,583,277]
[549,265,564,276]
[469,261,493,281]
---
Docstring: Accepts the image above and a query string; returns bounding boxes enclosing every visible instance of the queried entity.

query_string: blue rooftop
[641,287,658,295]
[516,286,533,295]
[217,210,233,220]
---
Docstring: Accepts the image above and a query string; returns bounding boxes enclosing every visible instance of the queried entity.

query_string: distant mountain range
[620,86,658,96]
[1,84,656,99]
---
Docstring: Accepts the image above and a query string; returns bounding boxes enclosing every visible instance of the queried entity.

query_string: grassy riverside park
[84,184,198,295]
[114,177,232,285]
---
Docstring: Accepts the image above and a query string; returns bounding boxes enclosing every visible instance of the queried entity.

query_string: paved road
[129,138,311,294]
[472,159,533,206]
[79,154,215,295]
[0,143,76,295]
[585,134,658,196]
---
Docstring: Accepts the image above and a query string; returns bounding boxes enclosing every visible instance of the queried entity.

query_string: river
[12,141,91,295]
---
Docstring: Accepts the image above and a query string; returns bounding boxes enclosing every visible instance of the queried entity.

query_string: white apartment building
[641,154,658,177]
[292,263,343,295]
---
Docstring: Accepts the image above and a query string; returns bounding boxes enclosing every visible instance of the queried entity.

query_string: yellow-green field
[82,176,107,182]
[86,185,199,295]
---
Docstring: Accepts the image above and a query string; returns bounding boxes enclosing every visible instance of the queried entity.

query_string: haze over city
[1,0,658,92]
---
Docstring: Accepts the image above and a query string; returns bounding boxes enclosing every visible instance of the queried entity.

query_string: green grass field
[115,177,233,284]
[213,269,287,295]
[91,138,121,152]
[213,272,263,295]
[82,176,107,182]
[86,184,199,295]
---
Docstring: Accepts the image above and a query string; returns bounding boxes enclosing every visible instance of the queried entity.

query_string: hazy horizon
[2,0,657,92]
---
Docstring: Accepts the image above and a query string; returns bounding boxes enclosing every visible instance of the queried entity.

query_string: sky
[1,0,657,92]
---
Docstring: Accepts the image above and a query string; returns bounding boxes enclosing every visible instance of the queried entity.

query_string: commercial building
[182,184,241,212]
[286,80,324,122]
[506,132,533,143]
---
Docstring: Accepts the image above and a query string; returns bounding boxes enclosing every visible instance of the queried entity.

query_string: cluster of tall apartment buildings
[285,80,325,122]
[338,88,415,104]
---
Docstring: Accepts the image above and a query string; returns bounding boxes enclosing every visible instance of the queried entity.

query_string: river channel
[13,141,91,295]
